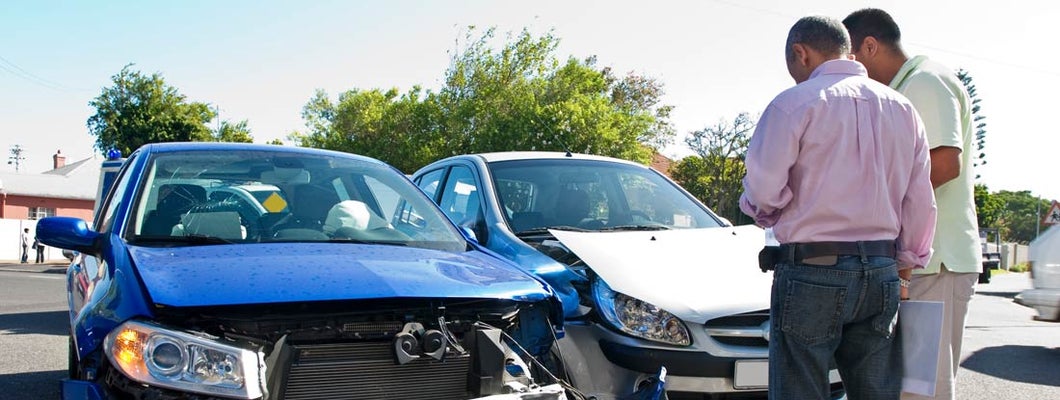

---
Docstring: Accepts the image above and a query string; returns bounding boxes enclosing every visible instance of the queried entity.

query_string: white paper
[900,300,944,397]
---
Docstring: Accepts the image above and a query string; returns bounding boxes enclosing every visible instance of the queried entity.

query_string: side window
[415,168,445,200]
[437,165,488,242]
[438,166,480,224]
[96,155,138,233]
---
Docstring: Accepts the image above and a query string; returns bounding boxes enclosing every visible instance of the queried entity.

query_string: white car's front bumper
[1016,288,1060,321]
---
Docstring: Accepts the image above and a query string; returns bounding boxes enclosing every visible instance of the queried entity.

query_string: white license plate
[734,359,769,389]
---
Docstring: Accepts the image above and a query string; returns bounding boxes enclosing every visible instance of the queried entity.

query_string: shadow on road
[961,345,1060,386]
[0,310,68,336]
[0,369,63,397]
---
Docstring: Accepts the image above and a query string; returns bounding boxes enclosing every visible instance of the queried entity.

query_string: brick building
[0,150,101,221]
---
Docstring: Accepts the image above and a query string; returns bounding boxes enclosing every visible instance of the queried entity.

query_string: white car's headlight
[592,278,692,346]
[104,320,264,399]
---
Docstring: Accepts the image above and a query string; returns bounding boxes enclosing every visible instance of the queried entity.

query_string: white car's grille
[703,310,770,347]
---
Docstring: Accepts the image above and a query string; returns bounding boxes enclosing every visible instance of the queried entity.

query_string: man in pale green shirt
[844,9,982,400]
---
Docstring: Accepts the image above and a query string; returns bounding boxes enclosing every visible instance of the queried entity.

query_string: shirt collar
[889,55,928,88]
[809,59,867,80]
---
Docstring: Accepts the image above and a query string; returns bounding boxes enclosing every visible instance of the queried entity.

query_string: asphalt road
[0,264,1056,400]
[958,272,1060,400]
[0,266,67,399]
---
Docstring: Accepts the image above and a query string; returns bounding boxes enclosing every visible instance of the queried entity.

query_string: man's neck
[875,49,910,85]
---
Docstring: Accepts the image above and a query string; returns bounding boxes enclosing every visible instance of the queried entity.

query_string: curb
[0,263,69,274]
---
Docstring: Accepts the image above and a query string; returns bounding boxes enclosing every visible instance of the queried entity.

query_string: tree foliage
[213,120,254,143]
[292,28,674,172]
[87,65,216,155]
[956,69,987,177]
[974,184,1004,230]
[990,190,1051,244]
[670,113,754,224]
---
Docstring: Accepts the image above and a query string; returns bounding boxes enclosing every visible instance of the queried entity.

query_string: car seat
[141,184,207,236]
[269,183,339,234]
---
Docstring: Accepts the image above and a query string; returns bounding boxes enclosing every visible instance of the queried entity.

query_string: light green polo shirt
[890,55,983,274]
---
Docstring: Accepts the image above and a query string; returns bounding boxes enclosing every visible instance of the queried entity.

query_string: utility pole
[1036,195,1041,239]
[7,144,25,172]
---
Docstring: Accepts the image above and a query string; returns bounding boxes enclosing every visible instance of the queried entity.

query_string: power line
[0,54,92,92]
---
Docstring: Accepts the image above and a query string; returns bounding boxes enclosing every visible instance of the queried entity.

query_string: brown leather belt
[779,240,896,265]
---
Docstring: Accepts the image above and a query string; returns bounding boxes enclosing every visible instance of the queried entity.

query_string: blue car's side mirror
[459,225,479,244]
[36,216,99,255]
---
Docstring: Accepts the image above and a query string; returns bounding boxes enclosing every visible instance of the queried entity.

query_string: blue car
[39,143,567,400]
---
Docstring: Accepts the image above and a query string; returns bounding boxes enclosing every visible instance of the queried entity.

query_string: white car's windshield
[130,150,465,252]
[488,159,723,233]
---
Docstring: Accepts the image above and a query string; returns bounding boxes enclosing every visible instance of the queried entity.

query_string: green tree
[213,120,254,143]
[993,190,1050,243]
[670,113,754,224]
[294,87,441,172]
[87,65,216,155]
[956,69,987,177]
[293,28,674,172]
[974,184,1004,230]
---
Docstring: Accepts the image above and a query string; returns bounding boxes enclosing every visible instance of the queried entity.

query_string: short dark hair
[842,8,902,52]
[786,16,851,62]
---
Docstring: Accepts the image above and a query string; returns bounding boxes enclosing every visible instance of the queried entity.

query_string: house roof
[0,156,102,200]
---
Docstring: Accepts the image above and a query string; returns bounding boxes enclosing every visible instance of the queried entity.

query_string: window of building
[29,207,56,220]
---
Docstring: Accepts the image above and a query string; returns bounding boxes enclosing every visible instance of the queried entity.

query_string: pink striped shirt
[740,59,935,268]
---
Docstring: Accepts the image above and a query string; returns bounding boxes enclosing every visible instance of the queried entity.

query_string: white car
[412,152,844,399]
[1017,225,1060,321]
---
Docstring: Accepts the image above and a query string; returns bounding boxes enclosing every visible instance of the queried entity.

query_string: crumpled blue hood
[128,243,553,307]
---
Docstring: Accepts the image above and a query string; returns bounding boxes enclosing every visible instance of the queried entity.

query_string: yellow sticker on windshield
[262,192,288,213]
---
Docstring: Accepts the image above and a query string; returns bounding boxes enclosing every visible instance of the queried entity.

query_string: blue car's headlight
[592,278,692,346]
[104,320,264,399]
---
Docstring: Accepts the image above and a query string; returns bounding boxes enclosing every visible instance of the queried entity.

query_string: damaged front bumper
[61,381,569,400]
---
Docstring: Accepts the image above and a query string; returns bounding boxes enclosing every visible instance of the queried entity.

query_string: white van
[1016,225,1060,321]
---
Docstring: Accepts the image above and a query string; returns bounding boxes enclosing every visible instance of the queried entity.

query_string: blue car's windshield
[129,150,466,252]
[488,158,723,232]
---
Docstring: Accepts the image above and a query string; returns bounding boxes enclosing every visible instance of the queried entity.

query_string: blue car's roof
[139,142,387,166]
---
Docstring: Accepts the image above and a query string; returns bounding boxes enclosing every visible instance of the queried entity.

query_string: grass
[1009,262,1030,273]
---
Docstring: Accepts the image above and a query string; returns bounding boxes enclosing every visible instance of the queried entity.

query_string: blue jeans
[769,255,902,400]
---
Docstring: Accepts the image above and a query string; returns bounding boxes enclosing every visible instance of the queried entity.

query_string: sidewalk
[0,259,69,274]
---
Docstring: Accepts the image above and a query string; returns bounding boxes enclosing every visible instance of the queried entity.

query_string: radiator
[281,341,472,400]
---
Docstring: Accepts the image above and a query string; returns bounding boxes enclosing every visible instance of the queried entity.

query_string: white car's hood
[550,225,772,323]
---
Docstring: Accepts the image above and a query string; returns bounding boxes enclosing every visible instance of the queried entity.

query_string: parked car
[1016,225,1060,321]
[39,142,569,400]
[412,152,844,399]
[978,228,1002,284]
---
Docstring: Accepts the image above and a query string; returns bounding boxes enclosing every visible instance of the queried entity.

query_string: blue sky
[2,0,1057,202]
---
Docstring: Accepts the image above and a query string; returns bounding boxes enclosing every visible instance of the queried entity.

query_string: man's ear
[860,36,879,57]
[791,43,809,67]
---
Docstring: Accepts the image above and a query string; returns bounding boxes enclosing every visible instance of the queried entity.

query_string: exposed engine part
[392,322,452,364]
[141,300,572,399]
[422,329,447,360]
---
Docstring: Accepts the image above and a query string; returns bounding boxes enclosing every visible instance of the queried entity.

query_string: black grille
[704,310,770,348]
[282,342,471,400]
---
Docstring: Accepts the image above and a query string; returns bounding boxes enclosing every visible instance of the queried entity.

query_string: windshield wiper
[328,238,408,246]
[514,226,587,237]
[135,234,234,245]
[598,224,671,232]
